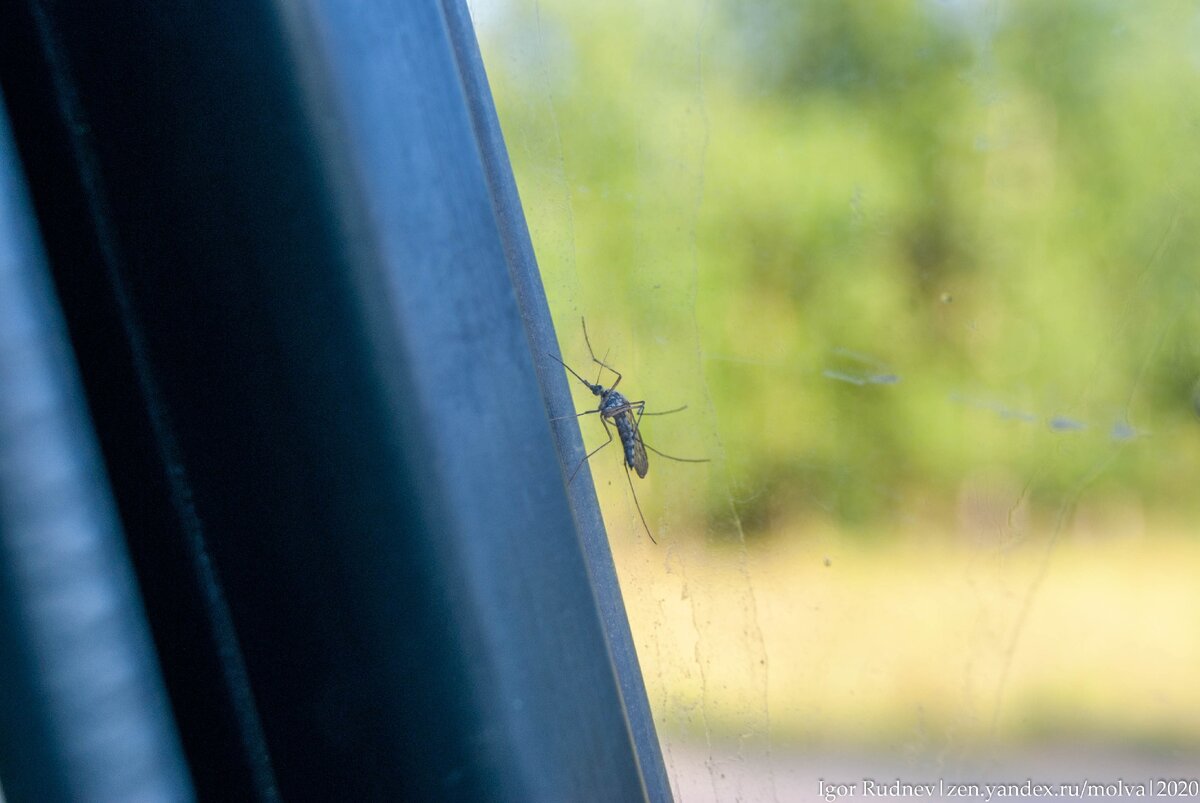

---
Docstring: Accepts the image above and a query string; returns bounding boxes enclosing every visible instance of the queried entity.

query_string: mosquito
[549,317,709,543]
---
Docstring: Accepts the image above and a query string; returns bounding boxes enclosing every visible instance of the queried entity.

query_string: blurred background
[470,0,1199,798]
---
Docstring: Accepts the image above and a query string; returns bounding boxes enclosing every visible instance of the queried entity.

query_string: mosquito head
[588,382,607,398]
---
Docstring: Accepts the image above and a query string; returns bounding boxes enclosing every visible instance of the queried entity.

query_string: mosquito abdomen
[614,412,648,478]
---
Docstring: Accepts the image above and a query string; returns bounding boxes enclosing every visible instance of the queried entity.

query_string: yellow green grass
[609,515,1200,751]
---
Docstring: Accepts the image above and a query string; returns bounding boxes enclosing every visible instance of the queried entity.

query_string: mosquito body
[573,370,648,479]
[549,318,707,542]
[605,392,649,478]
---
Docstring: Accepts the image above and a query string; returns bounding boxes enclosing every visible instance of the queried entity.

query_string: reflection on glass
[473,0,1200,798]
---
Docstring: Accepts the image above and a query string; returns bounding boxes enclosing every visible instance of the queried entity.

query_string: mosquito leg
[624,403,706,463]
[623,401,692,427]
[551,409,601,422]
[640,404,687,417]
[604,398,709,464]
[566,420,614,482]
[581,316,598,362]
[581,317,623,391]
[593,355,622,391]
[642,442,710,464]
[624,466,657,544]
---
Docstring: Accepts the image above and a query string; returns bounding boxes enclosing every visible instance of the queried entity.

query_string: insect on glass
[549,318,708,543]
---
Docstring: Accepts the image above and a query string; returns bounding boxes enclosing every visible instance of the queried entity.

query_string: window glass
[472,0,1200,797]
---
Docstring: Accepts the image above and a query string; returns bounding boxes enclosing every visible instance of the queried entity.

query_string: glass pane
[472,0,1200,798]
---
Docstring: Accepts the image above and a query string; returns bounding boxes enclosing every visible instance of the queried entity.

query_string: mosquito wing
[613,409,649,478]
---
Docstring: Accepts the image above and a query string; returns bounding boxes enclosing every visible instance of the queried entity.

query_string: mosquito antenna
[547,351,596,390]
[643,442,711,463]
[594,348,610,385]
[624,466,657,544]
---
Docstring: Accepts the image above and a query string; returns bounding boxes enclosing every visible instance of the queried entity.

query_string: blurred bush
[479,0,1200,535]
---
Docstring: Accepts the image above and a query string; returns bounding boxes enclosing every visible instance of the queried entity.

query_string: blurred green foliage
[478,0,1200,534]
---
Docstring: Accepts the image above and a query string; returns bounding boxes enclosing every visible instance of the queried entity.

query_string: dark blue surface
[0,1,668,800]
[0,94,194,802]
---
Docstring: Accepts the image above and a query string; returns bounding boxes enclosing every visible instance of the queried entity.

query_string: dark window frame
[0,1,668,800]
